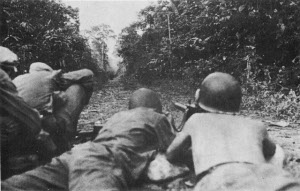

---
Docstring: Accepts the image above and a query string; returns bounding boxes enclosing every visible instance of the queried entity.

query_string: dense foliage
[117,0,300,90]
[1,0,109,77]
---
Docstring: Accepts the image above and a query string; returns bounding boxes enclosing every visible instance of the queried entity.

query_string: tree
[2,0,98,74]
[117,0,300,88]
[84,24,116,72]
[117,22,146,75]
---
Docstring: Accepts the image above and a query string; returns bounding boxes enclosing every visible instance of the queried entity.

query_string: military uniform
[2,108,175,190]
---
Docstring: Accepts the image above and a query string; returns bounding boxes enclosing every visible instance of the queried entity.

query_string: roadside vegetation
[117,0,300,123]
[1,0,115,83]
[1,0,300,183]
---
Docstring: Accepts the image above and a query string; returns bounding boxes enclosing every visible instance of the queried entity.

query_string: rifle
[173,101,205,132]
[73,122,103,144]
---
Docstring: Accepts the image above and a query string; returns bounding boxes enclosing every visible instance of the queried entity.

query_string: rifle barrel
[174,102,187,112]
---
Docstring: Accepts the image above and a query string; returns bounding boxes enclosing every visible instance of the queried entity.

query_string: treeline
[1,0,111,80]
[117,0,300,90]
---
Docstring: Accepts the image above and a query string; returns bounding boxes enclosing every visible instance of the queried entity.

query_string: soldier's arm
[262,127,276,159]
[261,124,285,167]
[263,137,276,159]
[166,131,191,163]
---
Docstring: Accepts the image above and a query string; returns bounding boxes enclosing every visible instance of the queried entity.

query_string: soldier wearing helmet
[195,72,241,113]
[166,72,300,190]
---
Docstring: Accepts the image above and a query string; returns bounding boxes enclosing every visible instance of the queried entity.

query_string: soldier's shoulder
[189,112,264,123]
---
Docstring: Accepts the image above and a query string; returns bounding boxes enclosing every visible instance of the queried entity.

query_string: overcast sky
[61,0,156,71]
[62,0,155,34]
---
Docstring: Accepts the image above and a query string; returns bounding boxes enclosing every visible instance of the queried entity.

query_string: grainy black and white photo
[1,0,300,190]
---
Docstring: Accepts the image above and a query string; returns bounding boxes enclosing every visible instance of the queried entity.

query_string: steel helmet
[129,88,162,113]
[196,72,241,112]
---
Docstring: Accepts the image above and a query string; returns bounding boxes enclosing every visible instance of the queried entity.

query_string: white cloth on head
[29,62,53,73]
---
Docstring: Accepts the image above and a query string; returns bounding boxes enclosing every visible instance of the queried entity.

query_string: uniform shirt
[13,67,94,113]
[0,69,42,179]
[0,69,41,144]
[1,108,175,190]
[95,107,175,181]
[65,107,175,190]
[13,70,59,113]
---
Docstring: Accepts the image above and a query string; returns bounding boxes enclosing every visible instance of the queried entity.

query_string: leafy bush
[117,0,300,90]
[2,0,100,74]
[242,79,300,123]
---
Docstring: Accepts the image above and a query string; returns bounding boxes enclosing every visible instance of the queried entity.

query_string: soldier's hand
[164,111,176,132]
